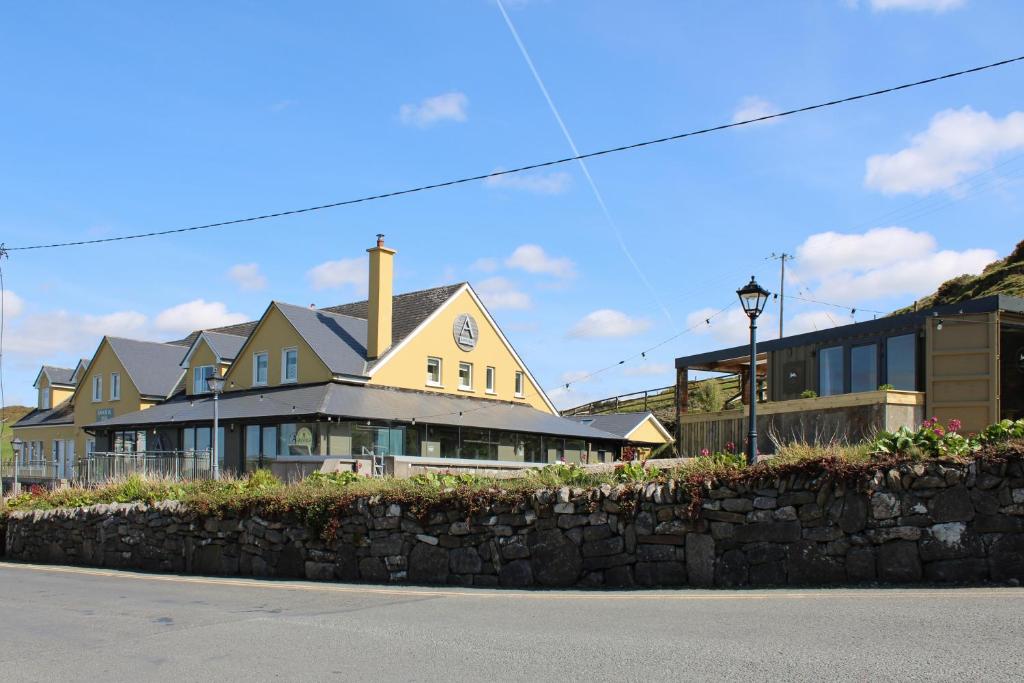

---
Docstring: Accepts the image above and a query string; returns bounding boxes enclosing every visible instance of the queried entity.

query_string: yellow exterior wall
[224,305,332,391]
[369,288,553,413]
[51,385,74,406]
[71,339,148,457]
[10,422,79,471]
[627,417,671,445]
[183,339,232,396]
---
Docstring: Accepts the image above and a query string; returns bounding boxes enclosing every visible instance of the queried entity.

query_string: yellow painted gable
[626,416,672,445]
[368,286,554,414]
[223,304,332,391]
[183,338,233,396]
[71,339,148,456]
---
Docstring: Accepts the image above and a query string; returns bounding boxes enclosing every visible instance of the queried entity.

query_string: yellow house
[86,236,625,475]
[9,365,82,481]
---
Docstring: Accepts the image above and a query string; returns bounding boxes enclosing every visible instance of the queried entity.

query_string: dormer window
[193,365,215,394]
[38,386,50,410]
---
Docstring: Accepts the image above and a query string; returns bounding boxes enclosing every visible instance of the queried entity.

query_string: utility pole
[770,252,793,339]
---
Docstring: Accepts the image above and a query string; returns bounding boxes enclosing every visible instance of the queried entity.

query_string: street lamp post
[206,374,226,480]
[736,276,770,466]
[10,437,23,496]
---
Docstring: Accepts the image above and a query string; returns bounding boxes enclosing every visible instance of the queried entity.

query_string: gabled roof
[179,330,248,368]
[565,412,674,443]
[87,382,623,442]
[104,337,188,398]
[274,302,369,377]
[13,400,75,428]
[33,365,77,389]
[72,359,91,382]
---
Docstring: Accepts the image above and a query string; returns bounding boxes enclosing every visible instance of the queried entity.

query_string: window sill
[426,382,444,389]
[458,386,475,393]
[514,394,525,400]
[280,378,297,385]
[485,390,497,395]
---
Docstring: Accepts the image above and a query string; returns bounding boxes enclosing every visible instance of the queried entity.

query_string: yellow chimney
[367,234,396,360]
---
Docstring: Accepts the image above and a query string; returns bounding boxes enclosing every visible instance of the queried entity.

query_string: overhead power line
[7,54,1024,252]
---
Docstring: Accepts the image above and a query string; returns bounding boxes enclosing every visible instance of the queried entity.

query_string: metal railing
[85,451,214,483]
[1,459,65,481]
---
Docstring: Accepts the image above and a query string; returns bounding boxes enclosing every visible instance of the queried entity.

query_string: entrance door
[1001,323,1024,420]
[64,441,76,479]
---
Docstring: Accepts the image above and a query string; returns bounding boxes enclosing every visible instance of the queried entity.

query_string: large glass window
[819,346,844,396]
[281,348,298,383]
[850,344,878,393]
[261,426,278,457]
[253,352,269,385]
[193,365,215,394]
[113,430,146,454]
[886,333,917,391]
[245,425,261,458]
[278,423,317,455]
[460,427,496,460]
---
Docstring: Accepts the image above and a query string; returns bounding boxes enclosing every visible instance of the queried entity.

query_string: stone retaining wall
[3,458,1024,587]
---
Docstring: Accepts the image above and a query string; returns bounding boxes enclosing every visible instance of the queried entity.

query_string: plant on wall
[690,380,725,413]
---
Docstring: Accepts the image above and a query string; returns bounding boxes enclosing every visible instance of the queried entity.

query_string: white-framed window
[91,375,102,402]
[458,362,473,391]
[485,366,496,394]
[426,357,442,387]
[193,365,215,394]
[514,371,525,398]
[281,347,298,383]
[38,386,50,410]
[253,352,269,386]
[110,372,121,401]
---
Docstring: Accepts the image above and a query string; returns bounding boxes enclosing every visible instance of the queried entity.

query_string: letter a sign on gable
[453,314,478,352]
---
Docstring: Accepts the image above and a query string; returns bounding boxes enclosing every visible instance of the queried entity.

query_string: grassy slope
[1,406,33,464]
[895,238,1024,313]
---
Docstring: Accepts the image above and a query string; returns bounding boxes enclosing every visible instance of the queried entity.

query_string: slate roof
[88,382,621,441]
[274,302,369,377]
[38,365,77,387]
[13,401,75,428]
[106,337,188,398]
[200,331,248,362]
[565,412,670,442]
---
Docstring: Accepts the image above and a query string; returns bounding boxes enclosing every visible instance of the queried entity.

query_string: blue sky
[1,0,1022,408]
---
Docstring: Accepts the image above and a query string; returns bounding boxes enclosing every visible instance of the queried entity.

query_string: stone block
[871,492,900,520]
[924,558,989,583]
[722,498,753,513]
[635,561,687,587]
[743,542,786,565]
[604,565,635,588]
[798,504,823,522]
[989,533,1024,581]
[749,560,786,586]
[581,553,634,571]
[636,544,675,562]
[582,536,624,558]
[715,549,749,587]
[528,529,582,587]
[838,494,868,534]
[408,543,449,584]
[846,547,876,582]
[928,486,974,523]
[867,526,922,544]
[686,534,715,587]
[370,536,404,557]
[802,526,844,542]
[499,560,533,587]
[787,541,845,585]
[773,506,798,522]
[449,547,483,574]
[974,514,1024,533]
[876,540,921,582]
[702,510,746,524]
[636,534,686,546]
[710,522,734,540]
[556,515,589,530]
[733,521,801,544]
[919,523,984,561]
[753,496,777,510]
[358,557,389,583]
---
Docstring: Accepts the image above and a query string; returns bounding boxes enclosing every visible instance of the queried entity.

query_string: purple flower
[948,418,962,433]
[701,448,710,457]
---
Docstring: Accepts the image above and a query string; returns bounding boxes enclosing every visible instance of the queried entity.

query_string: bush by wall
[4,452,1024,588]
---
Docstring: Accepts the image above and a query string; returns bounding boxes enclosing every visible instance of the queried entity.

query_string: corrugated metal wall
[925,312,999,433]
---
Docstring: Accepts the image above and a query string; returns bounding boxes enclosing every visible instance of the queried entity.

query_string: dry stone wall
[4,458,1024,587]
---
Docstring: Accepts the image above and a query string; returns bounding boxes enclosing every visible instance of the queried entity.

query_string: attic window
[282,348,298,383]
[581,418,594,426]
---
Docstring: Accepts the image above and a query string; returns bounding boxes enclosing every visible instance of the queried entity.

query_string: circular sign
[453,314,479,351]
[295,427,314,449]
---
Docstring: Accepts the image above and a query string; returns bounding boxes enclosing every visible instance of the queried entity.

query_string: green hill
[1,406,34,464]
[897,238,1024,313]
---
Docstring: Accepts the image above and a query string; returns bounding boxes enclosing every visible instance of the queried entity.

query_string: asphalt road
[1,562,1022,682]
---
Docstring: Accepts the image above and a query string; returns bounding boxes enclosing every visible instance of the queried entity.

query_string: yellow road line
[1,561,1020,602]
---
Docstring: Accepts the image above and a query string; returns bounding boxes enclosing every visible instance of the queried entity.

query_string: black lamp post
[736,276,770,465]
[206,374,226,480]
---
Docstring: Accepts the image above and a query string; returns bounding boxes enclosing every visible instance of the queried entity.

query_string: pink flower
[948,419,962,433]
[932,425,945,436]
[701,448,710,457]
[725,441,735,453]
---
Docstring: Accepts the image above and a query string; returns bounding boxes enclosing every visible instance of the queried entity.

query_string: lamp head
[737,276,770,320]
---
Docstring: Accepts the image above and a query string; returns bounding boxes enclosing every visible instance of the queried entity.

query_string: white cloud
[4,309,150,357]
[475,277,532,310]
[865,108,1024,195]
[868,0,965,11]
[792,227,997,302]
[471,257,500,273]
[1,290,24,318]
[569,309,652,338]
[506,244,576,279]
[399,92,469,128]
[154,300,248,334]
[306,257,367,292]
[483,168,571,194]
[228,263,267,291]
[686,306,776,347]
[731,96,780,125]
[623,363,673,377]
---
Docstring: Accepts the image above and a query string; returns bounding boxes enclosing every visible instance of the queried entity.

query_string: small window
[253,352,269,386]
[282,348,298,383]
[850,344,878,393]
[819,346,844,397]
[110,372,121,401]
[426,357,442,386]
[458,362,473,390]
[485,366,496,394]
[886,334,917,391]
[92,375,102,402]
[38,387,50,410]
[514,371,525,398]
[193,365,215,394]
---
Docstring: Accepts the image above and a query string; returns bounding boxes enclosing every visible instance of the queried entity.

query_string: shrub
[615,460,662,483]
[529,462,592,487]
[800,390,818,399]
[878,384,895,391]
[690,380,725,413]
[978,418,1024,444]
[306,470,361,487]
[870,417,980,458]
